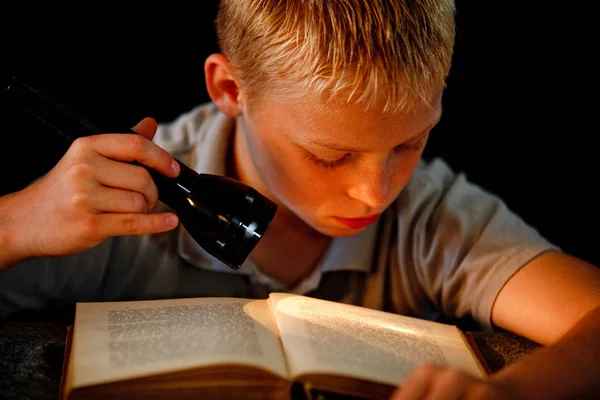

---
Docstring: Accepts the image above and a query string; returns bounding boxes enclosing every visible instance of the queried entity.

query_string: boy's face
[234,92,442,237]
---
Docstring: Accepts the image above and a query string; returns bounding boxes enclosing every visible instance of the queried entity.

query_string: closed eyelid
[303,150,350,169]
[395,132,430,152]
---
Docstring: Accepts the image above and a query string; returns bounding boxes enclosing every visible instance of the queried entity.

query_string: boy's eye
[301,133,429,170]
[396,133,429,153]
[303,151,349,169]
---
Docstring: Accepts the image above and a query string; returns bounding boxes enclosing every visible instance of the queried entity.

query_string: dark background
[1,1,598,267]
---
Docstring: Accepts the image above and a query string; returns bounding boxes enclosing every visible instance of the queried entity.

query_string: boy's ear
[204,53,243,117]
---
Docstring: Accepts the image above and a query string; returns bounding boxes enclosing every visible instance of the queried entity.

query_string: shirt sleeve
[395,158,561,330]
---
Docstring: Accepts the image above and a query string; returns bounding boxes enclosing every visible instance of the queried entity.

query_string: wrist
[0,190,34,271]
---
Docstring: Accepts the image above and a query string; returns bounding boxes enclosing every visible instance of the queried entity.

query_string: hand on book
[389,363,514,400]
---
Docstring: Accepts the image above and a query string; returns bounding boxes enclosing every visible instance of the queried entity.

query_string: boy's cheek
[256,143,345,203]
[270,165,336,204]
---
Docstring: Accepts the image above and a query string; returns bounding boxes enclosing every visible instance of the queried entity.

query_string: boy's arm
[391,250,600,400]
[488,250,600,398]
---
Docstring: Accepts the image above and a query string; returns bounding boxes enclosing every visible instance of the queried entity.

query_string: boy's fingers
[89,187,150,214]
[93,158,159,211]
[95,213,179,238]
[131,117,158,140]
[86,134,180,178]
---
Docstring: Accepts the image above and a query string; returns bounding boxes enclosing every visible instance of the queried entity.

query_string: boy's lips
[333,213,382,229]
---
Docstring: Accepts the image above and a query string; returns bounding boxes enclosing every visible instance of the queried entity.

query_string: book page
[269,293,486,387]
[69,297,289,389]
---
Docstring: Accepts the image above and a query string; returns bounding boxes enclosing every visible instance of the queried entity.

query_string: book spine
[57,325,74,400]
[462,331,493,376]
[291,381,374,400]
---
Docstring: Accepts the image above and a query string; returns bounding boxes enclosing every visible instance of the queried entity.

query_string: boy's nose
[346,161,392,209]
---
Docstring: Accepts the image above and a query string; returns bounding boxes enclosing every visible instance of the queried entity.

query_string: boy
[1,0,599,399]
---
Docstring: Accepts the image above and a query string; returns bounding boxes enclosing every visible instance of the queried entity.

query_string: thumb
[131,117,158,140]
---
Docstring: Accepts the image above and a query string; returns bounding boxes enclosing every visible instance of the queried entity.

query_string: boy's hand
[390,364,515,400]
[10,117,180,260]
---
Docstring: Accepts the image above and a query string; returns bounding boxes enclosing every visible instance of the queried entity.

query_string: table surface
[0,322,541,400]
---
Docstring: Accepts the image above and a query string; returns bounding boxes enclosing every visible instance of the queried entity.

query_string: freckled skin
[232,93,443,238]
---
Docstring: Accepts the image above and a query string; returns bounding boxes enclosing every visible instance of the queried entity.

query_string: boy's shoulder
[398,157,467,206]
[153,102,222,159]
[393,156,520,231]
[409,157,457,190]
[390,157,559,330]
[159,102,219,130]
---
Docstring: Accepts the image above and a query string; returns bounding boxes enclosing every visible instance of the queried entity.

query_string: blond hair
[216,0,456,112]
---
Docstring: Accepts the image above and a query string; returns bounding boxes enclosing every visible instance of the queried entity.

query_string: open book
[60,293,490,400]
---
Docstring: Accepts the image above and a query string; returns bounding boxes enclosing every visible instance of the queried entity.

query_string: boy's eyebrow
[307,117,441,152]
